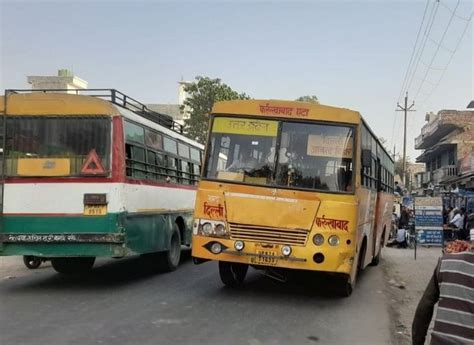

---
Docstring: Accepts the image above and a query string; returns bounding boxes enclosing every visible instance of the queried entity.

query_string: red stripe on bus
[112,116,126,182]
[3,213,84,217]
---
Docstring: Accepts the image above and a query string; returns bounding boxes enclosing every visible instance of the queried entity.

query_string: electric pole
[396,92,415,186]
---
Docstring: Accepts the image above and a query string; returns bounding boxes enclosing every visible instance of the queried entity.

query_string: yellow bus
[191,100,394,296]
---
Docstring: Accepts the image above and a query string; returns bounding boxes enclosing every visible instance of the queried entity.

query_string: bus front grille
[228,223,309,246]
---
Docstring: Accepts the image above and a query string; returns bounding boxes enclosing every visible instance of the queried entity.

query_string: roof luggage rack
[4,88,184,134]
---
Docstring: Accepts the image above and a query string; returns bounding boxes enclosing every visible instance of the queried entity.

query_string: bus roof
[0,92,119,116]
[212,99,361,125]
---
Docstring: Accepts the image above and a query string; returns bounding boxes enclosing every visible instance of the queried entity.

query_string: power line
[420,12,473,104]
[404,0,441,97]
[397,0,431,103]
[414,0,461,100]
[439,0,472,21]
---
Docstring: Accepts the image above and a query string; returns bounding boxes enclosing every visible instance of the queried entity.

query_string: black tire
[335,275,353,297]
[370,233,384,266]
[219,261,249,287]
[23,256,42,269]
[51,257,95,275]
[156,226,181,272]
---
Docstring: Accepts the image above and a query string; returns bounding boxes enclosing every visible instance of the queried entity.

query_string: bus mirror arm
[362,149,371,168]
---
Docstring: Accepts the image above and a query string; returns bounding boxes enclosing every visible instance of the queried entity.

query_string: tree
[181,76,250,144]
[295,95,319,103]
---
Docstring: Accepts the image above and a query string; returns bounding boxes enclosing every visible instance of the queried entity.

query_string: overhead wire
[414,0,461,100]
[404,0,441,97]
[397,0,431,103]
[420,11,473,104]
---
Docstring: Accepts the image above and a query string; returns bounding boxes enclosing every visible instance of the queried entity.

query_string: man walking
[412,240,474,344]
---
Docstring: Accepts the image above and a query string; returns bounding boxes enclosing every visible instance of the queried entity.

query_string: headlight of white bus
[194,219,229,238]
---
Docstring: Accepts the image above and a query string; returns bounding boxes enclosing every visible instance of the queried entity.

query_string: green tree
[295,95,319,103]
[181,76,250,144]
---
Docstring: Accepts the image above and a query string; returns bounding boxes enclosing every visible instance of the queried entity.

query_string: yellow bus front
[192,112,359,279]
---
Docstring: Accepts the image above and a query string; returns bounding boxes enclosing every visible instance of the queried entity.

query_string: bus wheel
[335,275,353,297]
[23,256,42,269]
[51,257,95,275]
[157,226,181,272]
[370,234,384,266]
[219,261,248,287]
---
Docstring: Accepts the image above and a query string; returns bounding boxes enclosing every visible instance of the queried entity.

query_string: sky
[1,0,472,160]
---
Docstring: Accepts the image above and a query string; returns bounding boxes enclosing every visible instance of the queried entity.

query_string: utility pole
[396,92,415,186]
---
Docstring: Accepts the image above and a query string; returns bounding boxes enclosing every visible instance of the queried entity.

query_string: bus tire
[51,257,95,275]
[219,261,248,287]
[370,233,384,266]
[335,275,353,297]
[157,226,181,272]
[23,256,42,269]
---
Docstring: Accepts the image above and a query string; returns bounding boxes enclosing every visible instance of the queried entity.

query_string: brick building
[415,108,474,192]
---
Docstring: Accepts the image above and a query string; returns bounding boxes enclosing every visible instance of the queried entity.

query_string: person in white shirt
[449,209,463,229]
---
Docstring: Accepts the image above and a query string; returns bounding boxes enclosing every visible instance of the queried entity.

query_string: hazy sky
[1,0,472,159]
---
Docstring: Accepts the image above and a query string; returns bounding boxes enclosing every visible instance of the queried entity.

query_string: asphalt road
[0,251,392,345]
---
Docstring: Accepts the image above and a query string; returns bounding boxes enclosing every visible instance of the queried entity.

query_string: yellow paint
[307,134,353,158]
[84,205,107,216]
[17,158,71,176]
[1,93,118,116]
[217,171,244,181]
[193,100,394,285]
[212,99,361,124]
[212,117,278,137]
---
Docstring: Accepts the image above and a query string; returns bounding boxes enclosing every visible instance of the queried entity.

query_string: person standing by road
[412,240,474,345]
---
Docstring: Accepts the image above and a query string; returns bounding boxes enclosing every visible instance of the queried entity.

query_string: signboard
[416,229,443,245]
[213,117,278,137]
[306,135,353,158]
[414,197,443,246]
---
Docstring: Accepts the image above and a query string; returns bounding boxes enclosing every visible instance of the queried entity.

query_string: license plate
[251,250,278,266]
[84,205,107,216]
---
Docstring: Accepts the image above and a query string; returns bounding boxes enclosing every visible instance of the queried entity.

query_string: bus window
[165,156,178,183]
[275,122,354,192]
[6,116,111,176]
[205,117,278,185]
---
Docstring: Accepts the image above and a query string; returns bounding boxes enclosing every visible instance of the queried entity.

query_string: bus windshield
[5,116,111,177]
[205,117,354,193]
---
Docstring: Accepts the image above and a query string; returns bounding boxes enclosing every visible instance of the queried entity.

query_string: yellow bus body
[192,99,393,290]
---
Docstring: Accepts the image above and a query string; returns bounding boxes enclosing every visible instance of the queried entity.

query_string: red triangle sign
[81,149,106,175]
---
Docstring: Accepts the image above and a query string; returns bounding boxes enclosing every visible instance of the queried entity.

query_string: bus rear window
[5,116,111,177]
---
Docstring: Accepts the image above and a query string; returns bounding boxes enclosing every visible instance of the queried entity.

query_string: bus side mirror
[362,149,371,168]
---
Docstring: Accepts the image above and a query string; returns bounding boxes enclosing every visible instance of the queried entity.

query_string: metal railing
[432,165,458,184]
[4,89,185,134]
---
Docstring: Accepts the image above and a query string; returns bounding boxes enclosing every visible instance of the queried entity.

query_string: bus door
[372,157,382,255]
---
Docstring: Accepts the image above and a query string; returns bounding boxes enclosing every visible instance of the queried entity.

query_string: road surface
[0,251,392,345]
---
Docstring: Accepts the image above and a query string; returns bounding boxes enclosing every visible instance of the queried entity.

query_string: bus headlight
[210,242,222,254]
[313,234,324,246]
[202,222,213,235]
[197,220,229,238]
[234,240,245,251]
[214,223,226,237]
[282,245,292,256]
[328,235,340,246]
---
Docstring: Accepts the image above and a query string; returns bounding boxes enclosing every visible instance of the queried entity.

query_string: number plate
[251,250,278,266]
[84,205,107,216]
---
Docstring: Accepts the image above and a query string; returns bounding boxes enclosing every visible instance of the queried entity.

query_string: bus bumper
[192,235,355,275]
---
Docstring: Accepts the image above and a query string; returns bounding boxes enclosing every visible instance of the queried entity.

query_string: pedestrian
[412,240,474,345]
[399,206,409,229]
[395,181,403,195]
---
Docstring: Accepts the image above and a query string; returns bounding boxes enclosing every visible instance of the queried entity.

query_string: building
[146,81,191,125]
[415,108,474,192]
[27,69,88,91]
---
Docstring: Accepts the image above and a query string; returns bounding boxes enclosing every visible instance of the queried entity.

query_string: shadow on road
[4,248,194,291]
[214,266,372,301]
